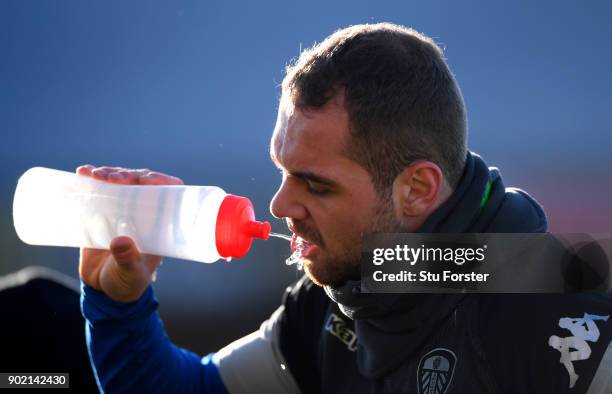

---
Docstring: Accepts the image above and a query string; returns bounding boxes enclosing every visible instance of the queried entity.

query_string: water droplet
[285,237,304,271]
[269,232,304,271]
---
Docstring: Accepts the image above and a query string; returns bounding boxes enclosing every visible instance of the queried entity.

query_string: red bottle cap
[215,194,271,259]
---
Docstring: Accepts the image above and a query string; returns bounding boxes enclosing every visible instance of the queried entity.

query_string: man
[80,23,612,393]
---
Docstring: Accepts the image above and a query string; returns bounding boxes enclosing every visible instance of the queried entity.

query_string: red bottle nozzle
[215,194,270,259]
[245,220,271,240]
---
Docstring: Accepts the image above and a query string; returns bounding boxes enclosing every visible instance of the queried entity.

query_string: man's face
[269,94,403,287]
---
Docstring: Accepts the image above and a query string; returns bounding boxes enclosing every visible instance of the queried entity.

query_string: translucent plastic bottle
[12,167,271,263]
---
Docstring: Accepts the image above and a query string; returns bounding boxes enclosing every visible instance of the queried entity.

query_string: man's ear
[392,161,445,219]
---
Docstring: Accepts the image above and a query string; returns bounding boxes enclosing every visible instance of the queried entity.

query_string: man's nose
[270,180,308,220]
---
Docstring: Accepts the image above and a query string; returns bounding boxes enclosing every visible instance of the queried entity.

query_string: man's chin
[303,259,329,287]
[302,257,358,288]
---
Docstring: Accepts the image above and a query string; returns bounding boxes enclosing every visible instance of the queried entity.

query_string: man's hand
[76,165,184,303]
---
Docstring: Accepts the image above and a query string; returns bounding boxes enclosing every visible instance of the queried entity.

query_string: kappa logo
[417,348,457,394]
[548,313,609,388]
[325,313,358,352]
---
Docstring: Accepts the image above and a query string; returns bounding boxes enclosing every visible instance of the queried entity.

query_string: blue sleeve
[80,282,228,394]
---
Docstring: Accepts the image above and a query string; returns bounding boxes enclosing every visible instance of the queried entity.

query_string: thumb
[110,236,142,268]
[103,236,153,302]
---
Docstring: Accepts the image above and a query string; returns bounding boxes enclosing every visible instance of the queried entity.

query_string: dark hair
[282,23,467,194]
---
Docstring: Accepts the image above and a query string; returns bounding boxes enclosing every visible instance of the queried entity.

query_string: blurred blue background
[1,0,611,353]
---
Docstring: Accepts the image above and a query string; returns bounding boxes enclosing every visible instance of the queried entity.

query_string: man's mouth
[290,233,320,259]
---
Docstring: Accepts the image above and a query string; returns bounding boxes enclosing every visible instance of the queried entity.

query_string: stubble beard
[304,194,406,287]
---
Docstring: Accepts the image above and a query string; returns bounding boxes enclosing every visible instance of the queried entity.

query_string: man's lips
[290,233,320,258]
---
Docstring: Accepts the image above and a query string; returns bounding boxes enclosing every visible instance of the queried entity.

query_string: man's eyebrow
[270,153,338,187]
[270,149,338,186]
[291,171,338,187]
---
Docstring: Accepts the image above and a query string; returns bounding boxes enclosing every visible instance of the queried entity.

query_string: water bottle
[12,167,271,263]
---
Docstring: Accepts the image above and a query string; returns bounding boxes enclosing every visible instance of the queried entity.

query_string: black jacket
[278,152,612,393]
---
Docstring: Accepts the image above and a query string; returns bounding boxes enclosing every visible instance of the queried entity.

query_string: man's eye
[306,182,330,195]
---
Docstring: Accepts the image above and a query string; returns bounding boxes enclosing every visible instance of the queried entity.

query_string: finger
[76,164,95,176]
[106,168,150,183]
[139,171,184,185]
[92,166,141,182]
[104,168,149,184]
[91,166,120,181]
[110,236,143,268]
[78,247,107,289]
[108,170,139,185]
